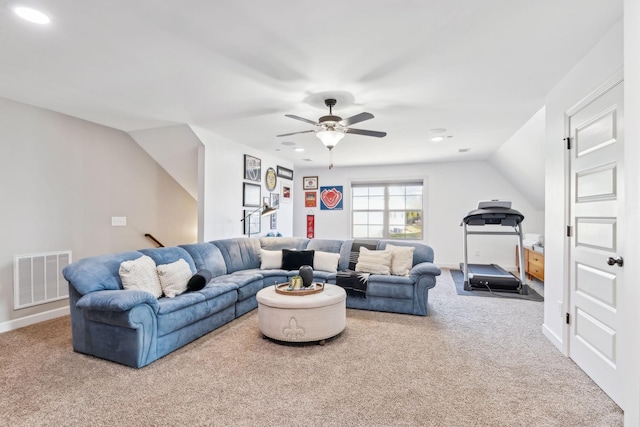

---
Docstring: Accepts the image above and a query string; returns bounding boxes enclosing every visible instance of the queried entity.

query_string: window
[352,181,423,240]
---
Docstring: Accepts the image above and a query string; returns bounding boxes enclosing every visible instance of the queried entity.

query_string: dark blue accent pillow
[281,249,315,270]
[187,269,212,292]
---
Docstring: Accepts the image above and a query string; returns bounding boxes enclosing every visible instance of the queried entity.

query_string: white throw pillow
[385,244,415,276]
[119,255,162,298]
[355,247,392,275]
[260,249,283,269]
[313,251,340,273]
[157,259,192,298]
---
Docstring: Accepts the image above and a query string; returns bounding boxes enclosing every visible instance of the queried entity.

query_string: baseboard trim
[0,306,70,334]
[542,323,565,354]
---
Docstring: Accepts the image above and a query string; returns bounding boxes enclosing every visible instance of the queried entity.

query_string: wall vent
[13,251,72,309]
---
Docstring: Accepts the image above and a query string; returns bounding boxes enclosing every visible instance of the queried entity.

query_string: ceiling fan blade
[285,114,319,126]
[345,128,387,138]
[339,112,374,126]
[276,130,316,137]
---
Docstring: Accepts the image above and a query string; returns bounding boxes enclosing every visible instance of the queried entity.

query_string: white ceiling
[0,0,622,168]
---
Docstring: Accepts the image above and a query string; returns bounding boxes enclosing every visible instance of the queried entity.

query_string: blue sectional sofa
[62,237,441,368]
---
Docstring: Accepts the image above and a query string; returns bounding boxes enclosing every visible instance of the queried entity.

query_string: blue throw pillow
[281,249,315,270]
[187,269,212,292]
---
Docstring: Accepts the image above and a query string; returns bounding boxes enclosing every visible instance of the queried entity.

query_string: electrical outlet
[111,216,127,226]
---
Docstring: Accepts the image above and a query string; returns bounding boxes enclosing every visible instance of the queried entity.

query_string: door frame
[562,69,624,357]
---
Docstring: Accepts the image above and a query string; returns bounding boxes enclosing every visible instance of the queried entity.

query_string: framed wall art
[305,191,317,208]
[243,210,261,235]
[270,212,277,229]
[244,155,261,182]
[320,186,343,210]
[243,182,261,207]
[281,181,292,203]
[270,192,280,209]
[277,165,293,180]
[265,167,277,191]
[303,176,318,190]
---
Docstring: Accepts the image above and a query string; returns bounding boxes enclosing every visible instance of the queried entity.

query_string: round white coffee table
[256,283,346,345]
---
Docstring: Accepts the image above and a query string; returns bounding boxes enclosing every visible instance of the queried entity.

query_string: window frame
[350,180,424,240]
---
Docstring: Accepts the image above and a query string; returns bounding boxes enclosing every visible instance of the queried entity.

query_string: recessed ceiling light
[294,147,304,152]
[281,141,295,146]
[10,4,51,24]
[302,158,313,162]
[458,148,470,153]
[430,135,452,142]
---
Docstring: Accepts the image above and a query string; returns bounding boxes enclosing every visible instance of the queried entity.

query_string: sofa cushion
[313,251,340,273]
[385,244,415,276]
[306,238,343,253]
[156,282,238,337]
[260,236,309,251]
[210,272,263,301]
[138,247,197,274]
[63,251,144,294]
[212,238,261,273]
[119,255,163,298]
[355,247,392,275]
[260,249,283,269]
[179,243,227,277]
[187,269,212,292]
[157,259,192,298]
[282,249,314,270]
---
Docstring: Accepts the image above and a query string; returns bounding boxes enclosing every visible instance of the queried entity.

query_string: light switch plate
[111,216,127,226]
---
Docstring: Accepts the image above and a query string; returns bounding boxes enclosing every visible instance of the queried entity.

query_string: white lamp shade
[316,130,345,148]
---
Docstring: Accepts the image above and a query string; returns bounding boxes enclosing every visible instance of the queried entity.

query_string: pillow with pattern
[157,259,192,298]
[355,247,392,275]
[385,244,415,276]
[119,255,162,298]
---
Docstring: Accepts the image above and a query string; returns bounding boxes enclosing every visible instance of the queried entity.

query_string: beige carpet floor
[0,269,623,426]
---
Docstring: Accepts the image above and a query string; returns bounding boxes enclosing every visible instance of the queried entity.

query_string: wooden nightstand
[516,246,544,282]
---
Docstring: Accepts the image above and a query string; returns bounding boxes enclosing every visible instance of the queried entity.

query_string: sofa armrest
[76,290,159,314]
[409,262,442,280]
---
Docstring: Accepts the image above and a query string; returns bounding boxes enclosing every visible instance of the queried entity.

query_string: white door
[568,81,624,407]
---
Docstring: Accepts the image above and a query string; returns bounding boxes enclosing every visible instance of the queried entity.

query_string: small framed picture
[281,182,292,203]
[303,176,318,190]
[277,165,293,180]
[270,212,277,229]
[244,155,261,182]
[270,192,280,209]
[243,182,261,207]
[243,210,261,235]
[305,191,317,208]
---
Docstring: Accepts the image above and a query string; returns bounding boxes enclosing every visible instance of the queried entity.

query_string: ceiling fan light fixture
[316,130,345,149]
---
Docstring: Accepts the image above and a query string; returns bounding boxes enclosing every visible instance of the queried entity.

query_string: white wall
[293,160,543,269]
[489,107,546,210]
[543,21,623,349]
[129,125,202,199]
[0,97,197,326]
[623,1,640,424]
[192,126,294,241]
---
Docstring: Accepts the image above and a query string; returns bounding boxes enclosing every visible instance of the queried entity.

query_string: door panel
[569,81,624,407]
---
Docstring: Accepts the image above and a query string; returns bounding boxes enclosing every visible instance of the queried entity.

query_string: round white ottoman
[256,284,346,344]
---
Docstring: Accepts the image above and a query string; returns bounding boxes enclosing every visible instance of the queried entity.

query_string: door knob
[607,256,624,267]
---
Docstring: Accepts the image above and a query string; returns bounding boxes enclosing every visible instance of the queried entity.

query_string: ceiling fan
[277,98,387,151]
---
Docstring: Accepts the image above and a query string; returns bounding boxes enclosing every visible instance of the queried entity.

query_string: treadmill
[461,200,528,295]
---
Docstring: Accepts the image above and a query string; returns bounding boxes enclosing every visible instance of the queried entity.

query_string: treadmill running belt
[463,263,521,292]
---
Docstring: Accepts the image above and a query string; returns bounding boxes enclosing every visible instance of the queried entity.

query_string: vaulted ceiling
[0,0,622,169]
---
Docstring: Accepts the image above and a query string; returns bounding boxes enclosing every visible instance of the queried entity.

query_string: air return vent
[14,251,72,309]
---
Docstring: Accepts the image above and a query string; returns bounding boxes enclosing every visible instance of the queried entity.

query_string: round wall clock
[265,167,277,191]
